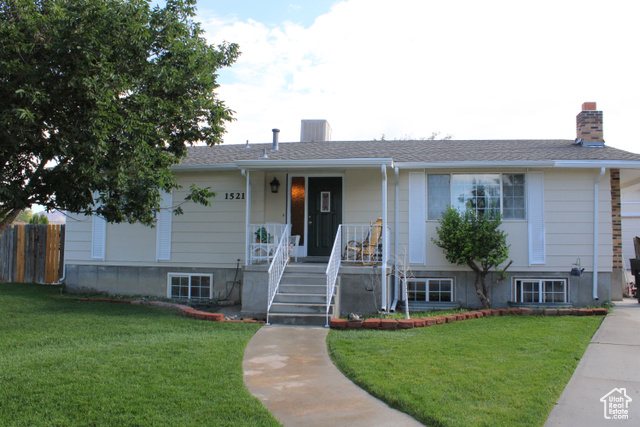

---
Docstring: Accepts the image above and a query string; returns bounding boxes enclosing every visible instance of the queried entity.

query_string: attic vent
[301,120,331,142]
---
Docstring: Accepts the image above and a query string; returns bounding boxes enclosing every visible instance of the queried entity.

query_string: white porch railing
[325,225,342,327]
[341,222,387,265]
[266,224,291,325]
[248,223,288,265]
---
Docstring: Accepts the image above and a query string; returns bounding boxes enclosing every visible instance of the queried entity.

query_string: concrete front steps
[268,264,339,326]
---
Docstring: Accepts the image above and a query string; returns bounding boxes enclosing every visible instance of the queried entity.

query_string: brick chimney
[576,102,604,146]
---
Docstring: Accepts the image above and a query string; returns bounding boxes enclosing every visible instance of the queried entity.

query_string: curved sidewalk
[243,325,423,427]
[545,299,640,426]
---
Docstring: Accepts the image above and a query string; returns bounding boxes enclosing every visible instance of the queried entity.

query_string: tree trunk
[474,271,492,309]
[0,208,22,236]
[467,259,492,309]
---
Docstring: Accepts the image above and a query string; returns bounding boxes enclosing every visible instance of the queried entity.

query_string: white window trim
[167,273,214,299]
[512,278,568,303]
[403,277,455,302]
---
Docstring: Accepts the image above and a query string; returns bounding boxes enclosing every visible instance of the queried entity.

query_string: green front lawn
[328,315,602,426]
[0,283,279,427]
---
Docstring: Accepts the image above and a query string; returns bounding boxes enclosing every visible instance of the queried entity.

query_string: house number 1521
[224,193,245,200]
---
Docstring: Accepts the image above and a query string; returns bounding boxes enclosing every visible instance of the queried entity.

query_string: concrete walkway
[546,299,640,426]
[243,325,423,427]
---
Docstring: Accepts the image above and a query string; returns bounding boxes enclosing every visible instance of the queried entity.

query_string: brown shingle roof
[180,139,640,166]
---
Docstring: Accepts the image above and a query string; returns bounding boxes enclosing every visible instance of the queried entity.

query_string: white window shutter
[91,214,106,260]
[408,172,426,264]
[528,171,545,264]
[156,191,172,261]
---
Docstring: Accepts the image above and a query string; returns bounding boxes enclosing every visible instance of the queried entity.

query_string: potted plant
[255,227,270,243]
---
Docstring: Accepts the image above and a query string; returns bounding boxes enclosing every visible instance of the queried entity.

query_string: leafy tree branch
[0,0,239,234]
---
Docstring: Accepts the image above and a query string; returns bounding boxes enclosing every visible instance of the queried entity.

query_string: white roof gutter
[172,163,237,171]
[394,161,556,169]
[173,159,640,172]
[553,160,640,168]
[235,158,394,170]
[393,160,640,169]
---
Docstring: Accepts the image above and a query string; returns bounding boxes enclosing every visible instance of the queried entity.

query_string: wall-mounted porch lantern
[270,177,280,193]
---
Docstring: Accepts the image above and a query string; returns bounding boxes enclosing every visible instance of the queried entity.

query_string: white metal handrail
[325,225,342,327]
[266,224,290,325]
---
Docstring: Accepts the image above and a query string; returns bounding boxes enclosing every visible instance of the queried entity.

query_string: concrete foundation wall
[389,269,612,312]
[65,263,613,317]
[240,265,270,318]
[406,270,612,309]
[338,266,384,316]
[65,264,241,302]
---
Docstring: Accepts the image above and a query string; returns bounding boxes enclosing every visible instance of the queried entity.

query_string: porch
[241,222,391,326]
[241,262,392,326]
[238,162,395,325]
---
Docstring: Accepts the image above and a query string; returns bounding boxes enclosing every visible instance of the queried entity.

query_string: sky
[191,0,640,153]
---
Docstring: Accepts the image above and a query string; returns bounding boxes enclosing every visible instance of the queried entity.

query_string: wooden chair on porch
[343,218,383,264]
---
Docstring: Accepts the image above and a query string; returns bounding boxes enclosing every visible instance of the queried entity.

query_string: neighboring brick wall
[611,169,623,269]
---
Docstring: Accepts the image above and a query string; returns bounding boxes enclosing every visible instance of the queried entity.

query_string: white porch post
[381,164,388,311]
[243,169,251,266]
[394,166,400,305]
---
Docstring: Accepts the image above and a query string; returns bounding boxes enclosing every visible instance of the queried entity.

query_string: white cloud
[201,0,640,152]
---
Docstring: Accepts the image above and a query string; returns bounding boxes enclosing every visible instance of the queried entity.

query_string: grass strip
[328,315,602,426]
[0,283,279,427]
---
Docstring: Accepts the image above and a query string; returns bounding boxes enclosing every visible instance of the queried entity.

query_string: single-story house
[64,102,640,324]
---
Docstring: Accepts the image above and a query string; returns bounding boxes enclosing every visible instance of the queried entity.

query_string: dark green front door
[307,177,342,257]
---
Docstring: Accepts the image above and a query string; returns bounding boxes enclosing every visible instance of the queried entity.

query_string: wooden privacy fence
[0,224,65,284]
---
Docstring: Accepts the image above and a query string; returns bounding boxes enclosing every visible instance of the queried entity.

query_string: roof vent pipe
[243,139,250,149]
[271,128,280,151]
[260,148,269,159]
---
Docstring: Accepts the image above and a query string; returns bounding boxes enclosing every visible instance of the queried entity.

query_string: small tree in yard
[29,212,48,225]
[391,244,413,319]
[433,206,512,309]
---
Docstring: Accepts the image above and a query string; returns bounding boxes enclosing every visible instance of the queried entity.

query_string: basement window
[167,273,213,299]
[404,278,454,302]
[513,278,568,303]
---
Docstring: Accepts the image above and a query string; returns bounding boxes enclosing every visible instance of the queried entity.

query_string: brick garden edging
[60,297,264,324]
[330,307,608,330]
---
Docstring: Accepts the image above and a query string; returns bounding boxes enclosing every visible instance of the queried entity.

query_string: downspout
[54,264,66,285]
[381,164,388,311]
[242,169,251,266]
[390,166,400,311]
[593,167,606,300]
